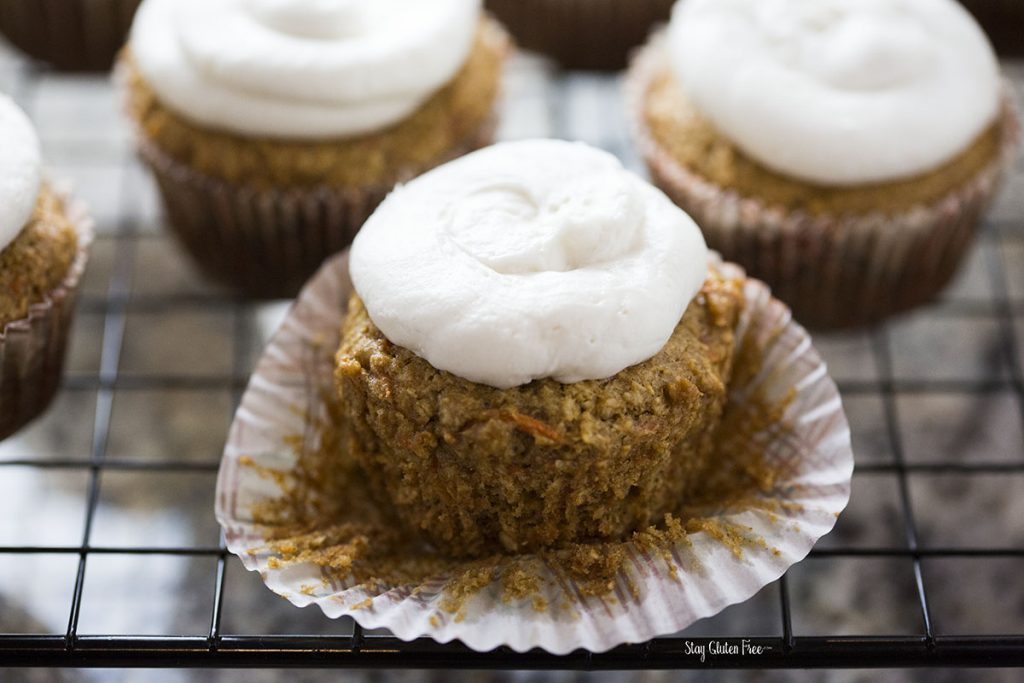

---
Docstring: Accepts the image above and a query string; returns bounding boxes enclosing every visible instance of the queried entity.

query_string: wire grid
[0,47,1023,671]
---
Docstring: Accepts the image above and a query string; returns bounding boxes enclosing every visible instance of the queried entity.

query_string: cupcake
[628,0,1020,329]
[119,0,511,298]
[0,94,93,439]
[0,0,142,71]
[335,140,743,557]
[485,0,673,70]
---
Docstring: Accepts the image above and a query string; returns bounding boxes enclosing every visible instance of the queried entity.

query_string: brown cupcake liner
[0,199,94,440]
[135,118,497,300]
[485,0,672,70]
[627,42,1022,329]
[960,0,1024,56]
[0,0,141,71]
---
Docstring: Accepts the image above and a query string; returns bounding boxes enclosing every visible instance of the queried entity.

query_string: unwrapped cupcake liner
[627,42,1023,330]
[485,0,672,70]
[216,250,854,654]
[135,118,496,300]
[0,200,94,440]
[0,0,141,71]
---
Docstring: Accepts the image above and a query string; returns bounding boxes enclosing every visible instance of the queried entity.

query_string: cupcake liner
[216,250,854,655]
[0,0,141,71]
[961,0,1024,56]
[485,0,672,70]
[135,118,496,300]
[0,199,94,440]
[627,42,1022,329]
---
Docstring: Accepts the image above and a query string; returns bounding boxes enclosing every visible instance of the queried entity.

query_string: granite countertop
[0,35,1022,683]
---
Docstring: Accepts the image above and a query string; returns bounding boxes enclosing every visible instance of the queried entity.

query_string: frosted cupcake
[485,0,673,70]
[119,0,510,298]
[0,0,142,71]
[628,0,1020,328]
[336,140,744,557]
[0,95,93,439]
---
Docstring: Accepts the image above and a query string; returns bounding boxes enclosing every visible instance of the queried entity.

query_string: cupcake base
[137,119,496,300]
[335,267,743,557]
[627,44,1022,329]
[0,203,93,440]
[0,0,141,71]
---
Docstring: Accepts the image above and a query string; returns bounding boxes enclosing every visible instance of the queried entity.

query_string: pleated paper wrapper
[0,196,94,440]
[484,0,673,70]
[216,251,854,655]
[0,0,142,72]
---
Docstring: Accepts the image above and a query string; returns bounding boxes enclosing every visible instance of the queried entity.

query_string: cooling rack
[0,43,1023,672]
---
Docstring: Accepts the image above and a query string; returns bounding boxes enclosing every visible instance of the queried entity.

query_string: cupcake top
[0,94,42,253]
[667,0,1000,185]
[350,139,709,389]
[130,0,481,139]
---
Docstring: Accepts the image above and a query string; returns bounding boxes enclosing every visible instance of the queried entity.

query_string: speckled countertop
[0,33,1023,683]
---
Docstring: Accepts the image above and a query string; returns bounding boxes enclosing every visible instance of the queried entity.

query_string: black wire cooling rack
[0,47,1023,672]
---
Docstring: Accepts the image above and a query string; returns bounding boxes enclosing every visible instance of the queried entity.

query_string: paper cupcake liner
[216,250,853,655]
[961,0,1024,56]
[485,0,672,70]
[0,199,94,440]
[135,118,496,300]
[0,0,141,71]
[627,43,1022,329]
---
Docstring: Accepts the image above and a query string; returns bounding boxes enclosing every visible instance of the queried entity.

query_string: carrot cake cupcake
[485,0,673,70]
[629,0,1020,328]
[335,139,744,557]
[0,0,142,71]
[119,0,511,298]
[0,94,92,439]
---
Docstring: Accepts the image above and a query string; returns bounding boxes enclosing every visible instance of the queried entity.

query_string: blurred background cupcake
[486,0,673,70]
[628,0,1020,329]
[0,93,93,439]
[0,0,142,71]
[118,0,510,298]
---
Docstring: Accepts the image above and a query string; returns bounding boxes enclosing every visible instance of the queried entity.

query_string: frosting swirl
[350,140,710,389]
[130,0,481,139]
[668,0,1001,185]
[0,94,42,253]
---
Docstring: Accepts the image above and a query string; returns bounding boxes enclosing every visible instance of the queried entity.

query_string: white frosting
[668,0,1001,185]
[130,0,481,139]
[350,140,710,389]
[0,94,42,254]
